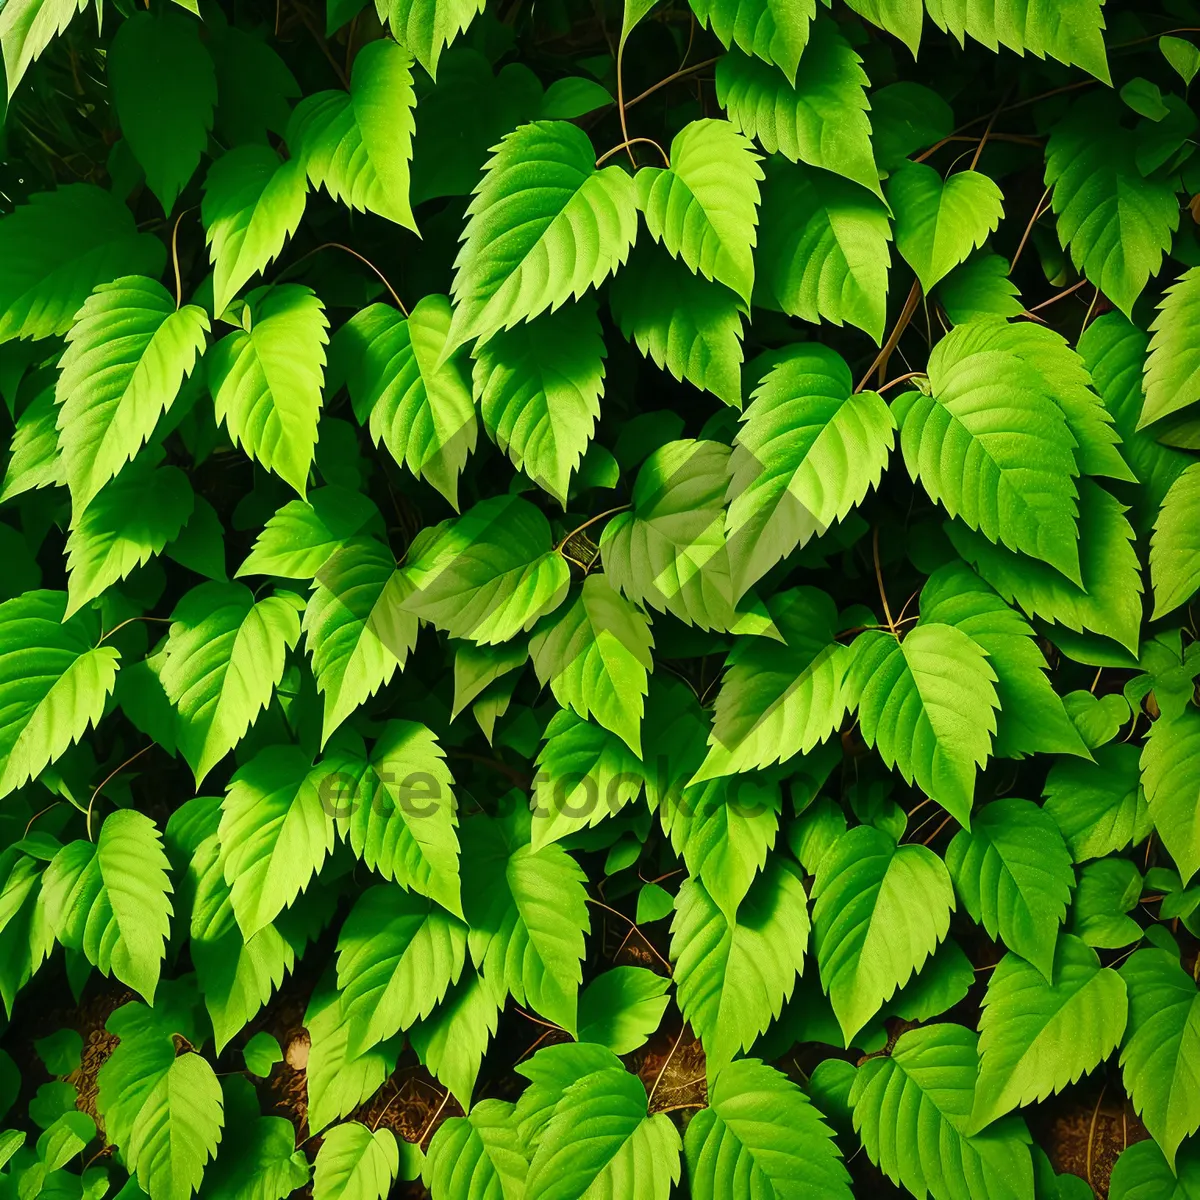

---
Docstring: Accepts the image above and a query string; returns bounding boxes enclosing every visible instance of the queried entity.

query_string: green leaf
[377,0,485,78]
[847,623,998,828]
[635,118,762,306]
[326,721,462,914]
[1071,857,1142,949]
[754,157,892,343]
[422,1099,526,1199]
[1119,949,1200,1171]
[529,575,655,756]
[202,146,308,317]
[303,539,418,744]
[970,935,1127,1132]
[208,284,329,496]
[42,810,172,1003]
[684,1057,850,1199]
[1162,34,1200,85]
[576,967,670,1055]
[313,1123,403,1200]
[1109,1139,1200,1198]
[55,276,209,517]
[237,486,384,580]
[523,1066,681,1199]
[287,39,418,231]
[948,479,1142,655]
[851,1023,1035,1200]
[726,344,893,595]
[918,562,1089,760]
[1044,96,1178,319]
[334,298,477,508]
[64,461,194,619]
[1141,708,1200,884]
[601,439,737,629]
[671,860,809,1071]
[461,813,590,1032]
[1151,463,1200,617]
[696,587,846,781]
[160,581,301,783]
[203,1095,309,1200]
[842,0,923,55]
[888,163,1004,293]
[715,20,880,198]
[0,0,87,98]
[894,319,1083,580]
[936,252,1024,323]
[401,495,570,644]
[609,242,745,408]
[811,824,954,1044]
[1043,742,1151,863]
[532,709,643,850]
[687,0,815,80]
[473,298,604,506]
[336,883,467,1055]
[242,1033,283,1078]
[1,385,62,502]
[925,0,1110,83]
[870,82,954,171]
[945,798,1074,981]
[218,745,334,938]
[0,591,121,799]
[1143,268,1200,429]
[107,11,217,213]
[1121,77,1170,122]
[408,970,500,1109]
[446,120,638,352]
[0,186,166,344]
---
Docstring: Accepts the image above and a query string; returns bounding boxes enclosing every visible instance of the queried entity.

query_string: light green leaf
[888,163,1004,292]
[1143,267,1200,429]
[970,935,1127,1132]
[0,185,166,344]
[895,317,1082,581]
[1109,1139,1200,1198]
[1119,949,1200,1170]
[671,860,809,1071]
[523,1066,681,1200]
[1141,708,1200,884]
[1,386,62,502]
[446,120,638,352]
[726,344,893,595]
[219,745,334,938]
[852,1023,1035,1200]
[334,298,477,508]
[303,539,418,745]
[313,1123,403,1200]
[160,581,301,783]
[635,118,762,305]
[422,1099,526,1200]
[945,799,1074,981]
[1043,742,1150,863]
[376,0,485,78]
[1045,96,1178,318]
[55,275,209,517]
[107,11,218,213]
[408,970,499,1110]
[576,967,670,1055]
[842,0,922,55]
[243,1033,283,1078]
[686,1057,851,1199]
[208,284,328,496]
[936,252,1023,323]
[847,623,998,828]
[42,810,172,1003]
[755,157,892,343]
[812,824,954,1044]
[202,146,308,317]
[609,242,745,408]
[336,883,466,1056]
[287,39,418,230]
[687,0,814,80]
[870,81,954,171]
[0,0,87,98]
[64,461,194,618]
[1151,463,1200,618]
[401,495,570,644]
[696,587,846,781]
[0,591,121,799]
[473,298,604,506]
[1162,34,1200,85]
[529,576,655,755]
[715,20,880,197]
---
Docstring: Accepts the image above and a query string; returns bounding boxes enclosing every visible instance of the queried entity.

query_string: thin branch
[23,801,64,840]
[284,242,407,315]
[625,57,720,111]
[1025,277,1089,314]
[556,505,631,552]
[170,207,196,310]
[586,896,672,972]
[1008,186,1052,276]
[293,1,349,87]
[87,744,155,842]
[615,37,635,167]
[1086,1084,1107,1190]
[913,133,1043,163]
[872,527,897,638]
[596,137,670,168]
[921,814,955,846]
[856,279,922,392]
[97,615,173,645]
[647,1026,687,1111]
[877,370,927,395]
[969,90,1011,172]
[1080,286,1102,337]
[417,1087,454,1147]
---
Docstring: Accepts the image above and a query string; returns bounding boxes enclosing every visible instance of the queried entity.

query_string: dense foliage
[2,0,1200,1196]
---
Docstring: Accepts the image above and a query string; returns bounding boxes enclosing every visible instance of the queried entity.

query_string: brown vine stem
[285,242,407,314]
[586,896,672,972]
[1008,185,1053,276]
[555,504,631,552]
[1025,277,1089,314]
[921,814,955,846]
[969,93,1008,171]
[615,36,636,167]
[86,744,155,842]
[913,133,1042,163]
[624,56,720,111]
[293,1,349,87]
[856,279,922,392]
[647,1026,687,1111]
[417,1087,454,1147]
[595,137,670,168]
[170,207,197,309]
[1086,1083,1107,1189]
[876,370,927,395]
[872,527,897,638]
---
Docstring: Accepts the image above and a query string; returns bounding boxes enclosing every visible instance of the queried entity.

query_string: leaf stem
[285,242,408,315]
[1008,185,1053,276]
[555,504,631,553]
[86,744,155,842]
[647,1025,687,1111]
[596,137,670,168]
[615,39,636,168]
[624,56,720,112]
[856,279,922,393]
[170,207,196,310]
[872,527,897,639]
[1025,277,1089,314]
[876,370,927,395]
